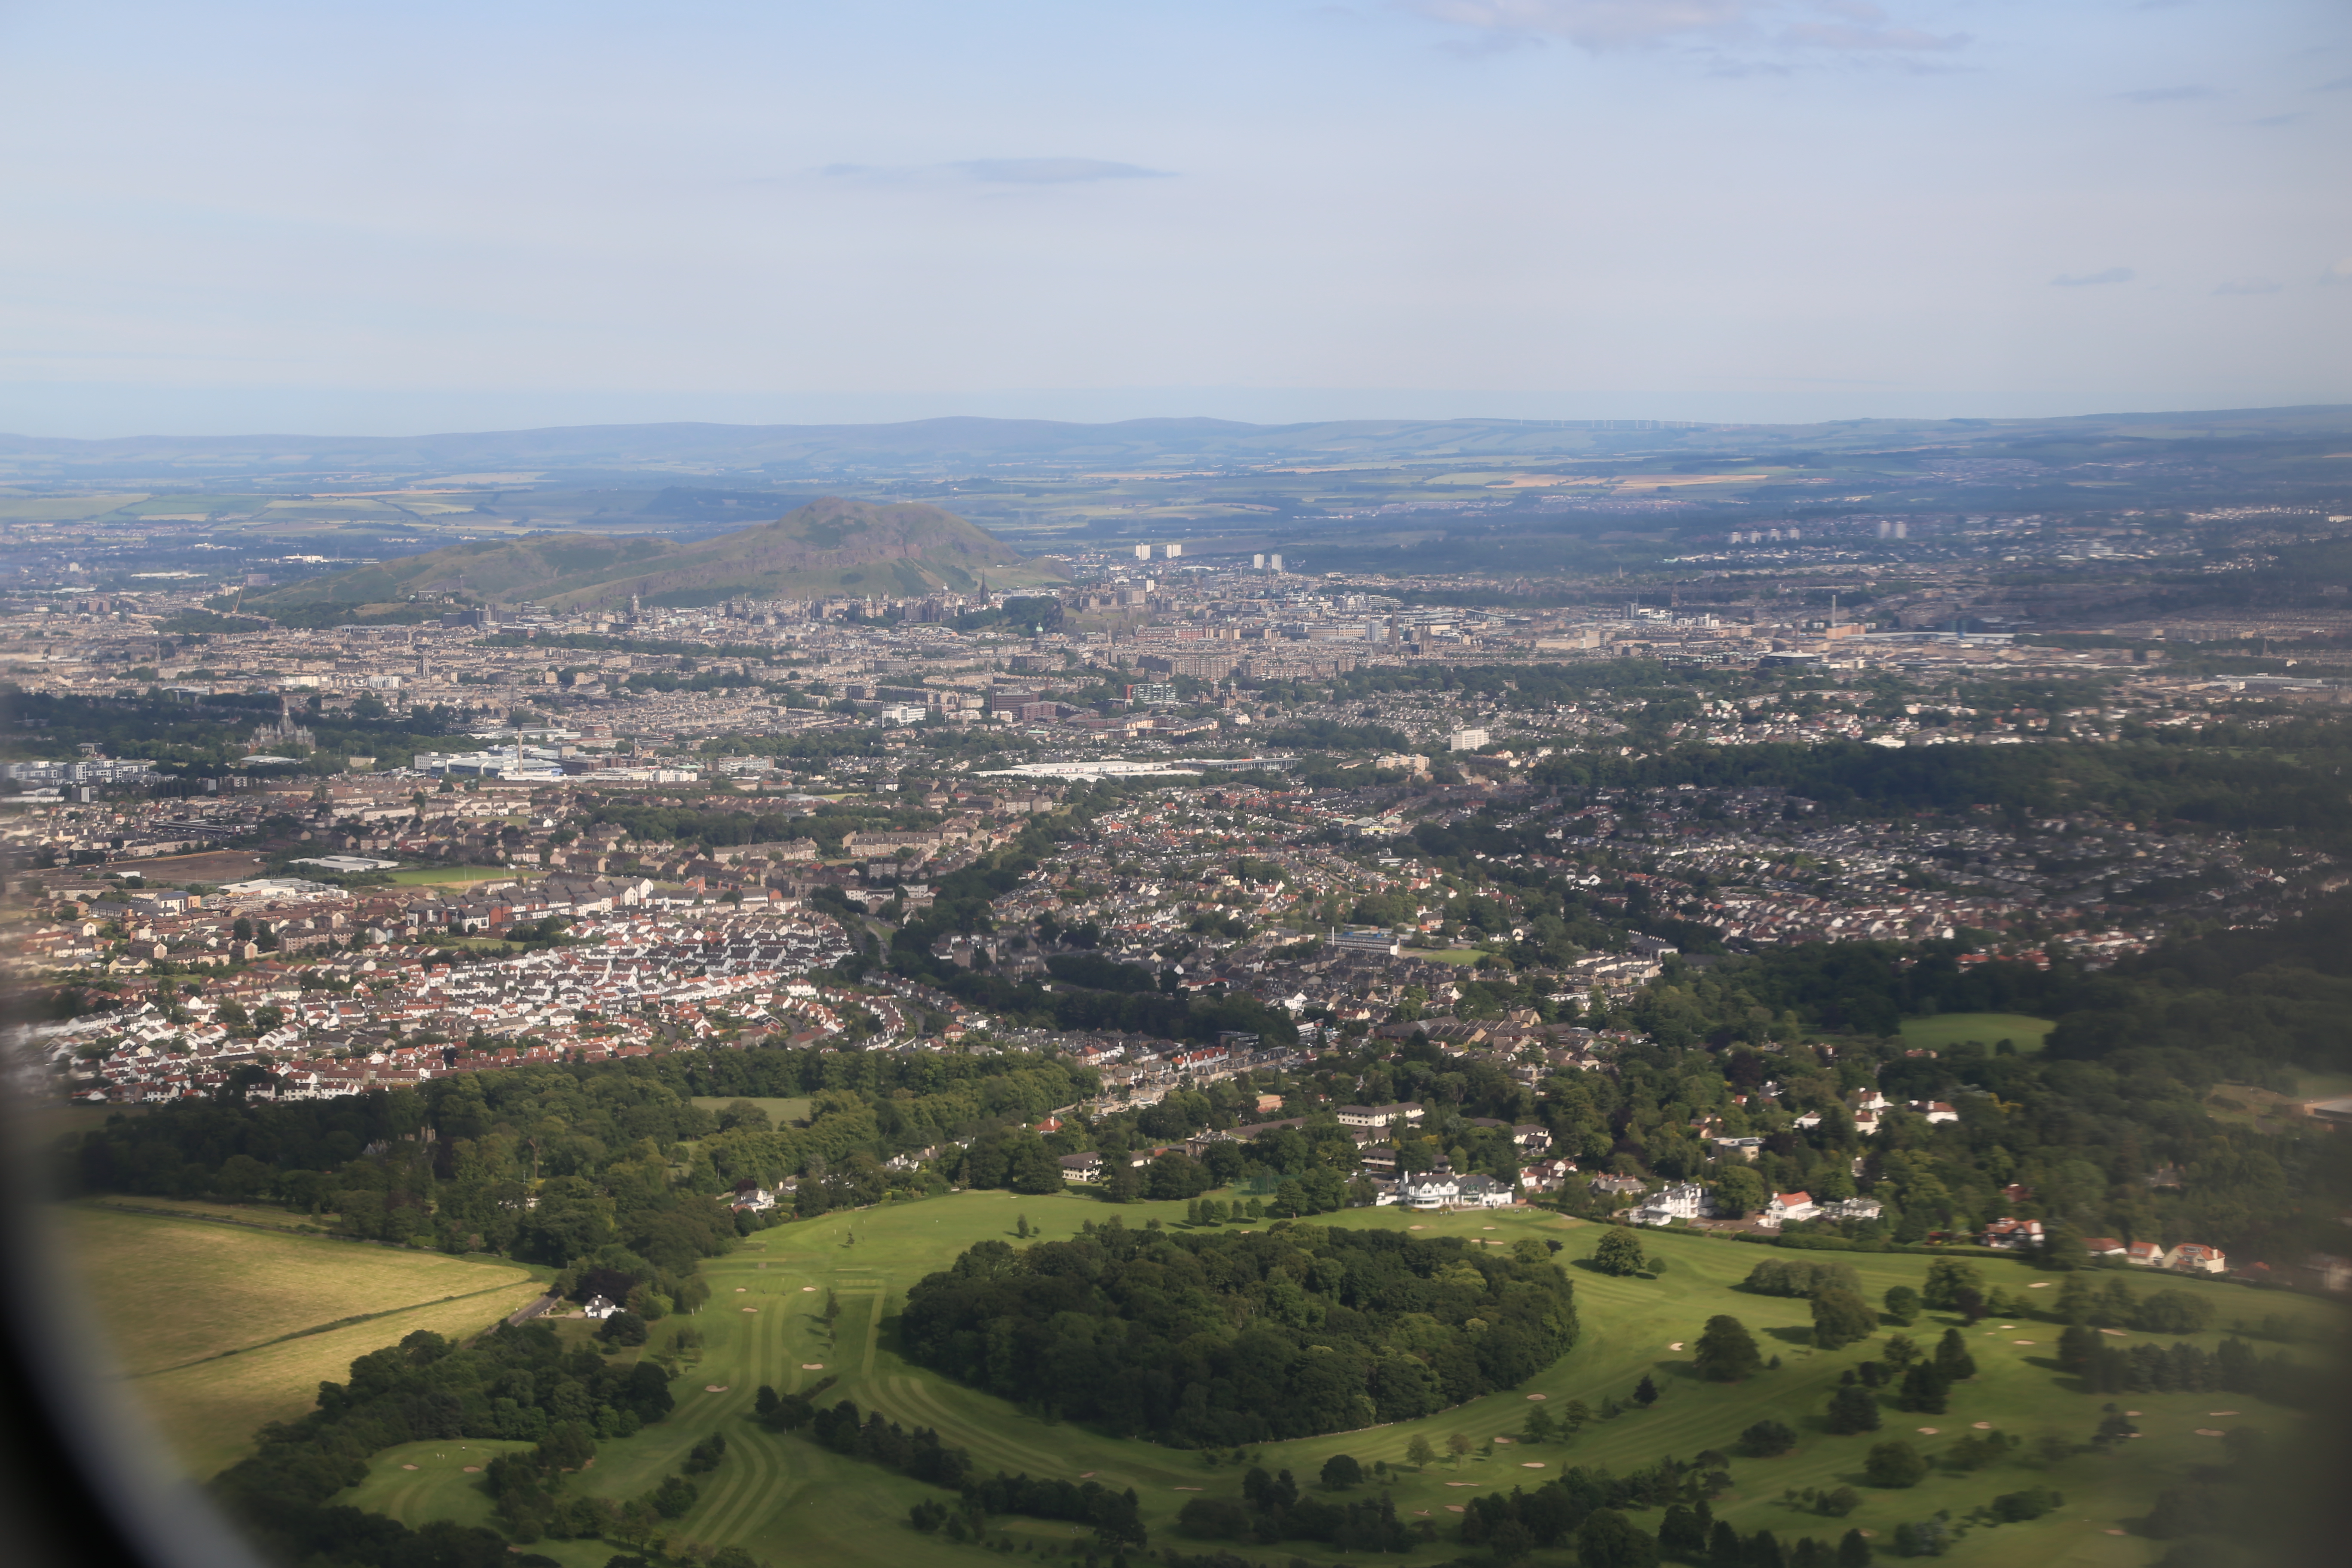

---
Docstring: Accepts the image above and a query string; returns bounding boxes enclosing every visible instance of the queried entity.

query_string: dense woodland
[898,1222,1578,1446]
[58,1049,1096,1311]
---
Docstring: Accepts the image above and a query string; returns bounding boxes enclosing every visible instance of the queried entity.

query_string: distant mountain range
[243,497,1063,614]
[12,405,2351,485]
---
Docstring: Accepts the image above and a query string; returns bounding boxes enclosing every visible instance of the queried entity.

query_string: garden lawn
[331,1190,2339,1568]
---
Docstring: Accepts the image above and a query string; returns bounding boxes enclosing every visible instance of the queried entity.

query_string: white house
[1632,1182,1712,1227]
[1760,1191,1819,1227]
[582,1295,621,1320]
[1454,1173,1517,1209]
[1709,1135,1764,1162]
[2165,1243,2227,1274]
[1057,1152,1103,1184]
[1399,1173,1460,1209]
[1792,1109,1824,1130]
[1819,1196,1883,1222]
[1909,1099,1961,1124]
[2124,1240,2165,1266]
[727,1181,777,1213]
[1338,1102,1424,1130]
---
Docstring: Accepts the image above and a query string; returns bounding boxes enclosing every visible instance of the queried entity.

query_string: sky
[0,0,2346,437]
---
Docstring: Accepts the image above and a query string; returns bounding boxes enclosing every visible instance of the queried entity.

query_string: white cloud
[2212,278,2280,296]
[820,158,1172,187]
[2321,259,2352,287]
[1413,0,1965,55]
[1411,0,1752,51]
[2053,267,2135,287]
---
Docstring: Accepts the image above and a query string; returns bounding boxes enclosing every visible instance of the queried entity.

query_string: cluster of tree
[1175,1464,1421,1553]
[1450,1454,1733,1561]
[0,686,473,777]
[484,1430,702,1542]
[897,1221,1578,1446]
[1658,1506,1876,1568]
[208,1322,676,1560]
[59,1047,1098,1267]
[758,1384,1145,1546]
[2060,1332,2304,1400]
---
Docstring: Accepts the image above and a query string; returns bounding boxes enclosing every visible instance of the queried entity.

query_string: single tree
[1954,1286,1988,1324]
[1749,1529,1785,1568]
[1577,1507,1661,1568]
[1659,1503,1709,1562]
[1864,1439,1928,1489]
[1711,1165,1767,1219]
[1695,1315,1764,1382]
[1446,1431,1473,1467]
[1811,1288,1877,1351]
[1825,1384,1882,1435]
[1524,1406,1558,1443]
[1709,1521,1743,1568]
[1406,1433,1436,1470]
[1881,1285,1922,1326]
[1593,1227,1650,1277]
[1563,1398,1594,1428]
[1740,1419,1798,1456]
[1633,1373,1660,1407]
[1921,1258,1983,1311]
[1895,1363,1949,1415]
[1318,1453,1363,1491]
[1016,1213,1032,1239]
[1882,1333,1921,1370]
[1838,1527,1873,1568]
[1934,1328,1977,1381]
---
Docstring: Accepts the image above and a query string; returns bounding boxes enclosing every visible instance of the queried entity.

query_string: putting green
[329,1190,2338,1568]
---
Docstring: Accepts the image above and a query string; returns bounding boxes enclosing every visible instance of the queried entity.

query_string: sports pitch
[320,1190,2336,1568]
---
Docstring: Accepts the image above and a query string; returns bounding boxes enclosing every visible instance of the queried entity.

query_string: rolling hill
[242,497,1065,614]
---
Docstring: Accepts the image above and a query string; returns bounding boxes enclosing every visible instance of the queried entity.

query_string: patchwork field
[1898,1012,2055,1054]
[58,1204,548,1478]
[319,1190,2336,1568]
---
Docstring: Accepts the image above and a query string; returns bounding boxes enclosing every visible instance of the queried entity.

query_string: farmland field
[1899,1012,2055,1054]
[57,1204,548,1478]
[322,1189,2337,1568]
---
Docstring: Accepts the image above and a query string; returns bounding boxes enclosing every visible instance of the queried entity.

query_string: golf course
[293,1188,2340,1568]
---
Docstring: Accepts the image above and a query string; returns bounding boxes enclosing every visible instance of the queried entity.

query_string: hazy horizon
[4,0,2346,440]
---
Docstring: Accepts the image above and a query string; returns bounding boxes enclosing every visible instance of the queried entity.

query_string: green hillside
[245,498,1064,615]
[321,1191,2338,1568]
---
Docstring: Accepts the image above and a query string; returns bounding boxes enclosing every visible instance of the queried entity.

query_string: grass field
[79,1194,333,1235]
[57,1204,548,1478]
[386,867,524,887]
[328,1190,2337,1568]
[1899,1012,2055,1054]
[689,1096,813,1126]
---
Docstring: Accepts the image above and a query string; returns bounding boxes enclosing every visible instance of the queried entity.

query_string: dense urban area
[10,413,2352,1568]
